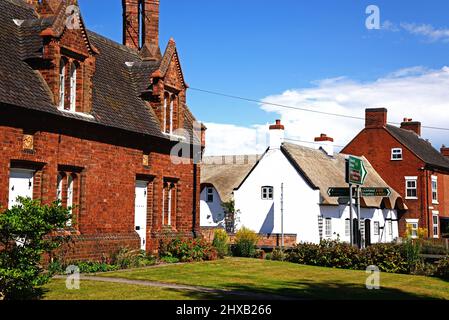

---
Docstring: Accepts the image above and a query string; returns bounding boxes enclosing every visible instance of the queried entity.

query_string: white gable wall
[200,187,225,228]
[233,148,321,244]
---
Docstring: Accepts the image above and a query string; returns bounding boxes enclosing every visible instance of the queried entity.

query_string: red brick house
[343,108,449,239]
[0,0,205,260]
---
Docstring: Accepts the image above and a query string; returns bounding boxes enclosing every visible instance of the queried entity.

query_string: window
[206,187,214,203]
[66,175,74,227]
[388,220,393,236]
[391,148,403,160]
[69,63,77,112]
[405,177,418,199]
[373,221,380,236]
[163,181,176,226]
[325,218,332,237]
[406,219,419,239]
[433,212,439,238]
[432,176,438,204]
[56,171,79,228]
[345,219,350,237]
[163,94,168,133]
[261,186,273,200]
[59,59,66,109]
[169,95,174,134]
[57,173,63,202]
[167,188,172,226]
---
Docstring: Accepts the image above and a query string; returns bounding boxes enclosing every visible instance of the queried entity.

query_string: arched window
[69,62,77,112]
[59,59,66,109]
[163,93,169,133]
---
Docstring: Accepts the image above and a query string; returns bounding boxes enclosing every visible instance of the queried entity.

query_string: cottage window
[433,212,439,239]
[373,221,380,236]
[69,63,77,112]
[206,187,214,203]
[261,186,273,200]
[58,59,66,109]
[406,219,419,239]
[56,172,76,227]
[345,219,350,237]
[325,218,332,237]
[431,176,438,204]
[388,220,393,236]
[391,148,403,161]
[405,177,418,199]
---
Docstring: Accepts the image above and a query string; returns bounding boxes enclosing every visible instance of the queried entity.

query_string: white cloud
[203,67,449,156]
[400,23,449,42]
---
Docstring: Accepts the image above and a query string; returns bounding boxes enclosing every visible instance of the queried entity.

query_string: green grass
[42,280,233,300]
[97,258,449,300]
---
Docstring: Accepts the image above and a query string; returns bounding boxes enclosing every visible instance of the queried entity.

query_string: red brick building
[0,0,205,260]
[343,108,449,239]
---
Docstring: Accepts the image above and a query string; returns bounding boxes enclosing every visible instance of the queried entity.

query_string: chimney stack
[123,0,140,50]
[365,108,388,128]
[441,145,449,158]
[315,133,334,156]
[400,118,421,136]
[268,120,285,150]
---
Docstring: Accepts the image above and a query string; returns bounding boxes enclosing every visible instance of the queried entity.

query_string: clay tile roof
[281,143,405,209]
[201,155,262,202]
[386,124,449,171]
[0,0,198,143]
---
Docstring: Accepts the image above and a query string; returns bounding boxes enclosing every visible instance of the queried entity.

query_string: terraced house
[343,108,449,239]
[0,0,205,260]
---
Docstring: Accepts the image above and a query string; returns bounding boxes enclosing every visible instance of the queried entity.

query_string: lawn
[43,258,449,300]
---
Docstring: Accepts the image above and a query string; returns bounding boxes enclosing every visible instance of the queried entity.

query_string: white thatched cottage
[200,120,407,246]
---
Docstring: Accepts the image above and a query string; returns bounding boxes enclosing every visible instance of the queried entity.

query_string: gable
[159,40,187,89]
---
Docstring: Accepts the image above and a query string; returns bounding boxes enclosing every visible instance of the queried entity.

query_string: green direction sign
[327,187,352,198]
[346,156,368,185]
[361,187,391,197]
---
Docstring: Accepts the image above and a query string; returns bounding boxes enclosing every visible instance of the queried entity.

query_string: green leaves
[0,197,71,300]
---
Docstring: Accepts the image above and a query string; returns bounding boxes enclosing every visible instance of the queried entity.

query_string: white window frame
[345,219,350,237]
[59,59,66,109]
[206,187,214,203]
[162,187,165,225]
[373,221,380,236]
[431,176,438,204]
[167,188,172,226]
[163,96,167,133]
[388,220,393,236]
[57,173,63,202]
[66,175,73,227]
[406,219,419,239]
[391,148,403,161]
[405,176,418,200]
[69,63,77,112]
[261,186,274,200]
[433,211,439,239]
[169,95,174,134]
[325,218,332,237]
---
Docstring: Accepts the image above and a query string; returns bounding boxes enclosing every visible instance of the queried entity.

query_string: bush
[233,227,259,258]
[160,256,180,264]
[75,261,118,273]
[212,229,229,259]
[271,249,286,261]
[112,248,156,269]
[0,198,71,300]
[435,258,449,280]
[363,243,409,274]
[159,238,218,262]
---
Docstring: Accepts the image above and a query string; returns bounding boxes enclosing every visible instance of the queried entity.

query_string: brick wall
[0,105,200,258]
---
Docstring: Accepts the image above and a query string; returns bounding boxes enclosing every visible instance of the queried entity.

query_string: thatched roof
[281,143,406,209]
[201,155,261,202]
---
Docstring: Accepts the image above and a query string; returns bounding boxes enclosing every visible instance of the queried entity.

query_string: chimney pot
[401,119,421,136]
[441,145,449,158]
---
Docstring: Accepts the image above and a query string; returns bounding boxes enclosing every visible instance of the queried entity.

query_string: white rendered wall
[200,187,226,228]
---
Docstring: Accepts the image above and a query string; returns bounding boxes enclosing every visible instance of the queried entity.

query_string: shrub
[233,227,259,258]
[435,258,449,280]
[271,249,286,261]
[212,229,229,259]
[159,238,218,262]
[112,248,156,269]
[0,198,71,300]
[75,261,118,273]
[362,243,409,274]
[160,256,180,264]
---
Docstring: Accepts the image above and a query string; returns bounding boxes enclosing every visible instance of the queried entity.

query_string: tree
[0,197,71,300]
[221,200,240,233]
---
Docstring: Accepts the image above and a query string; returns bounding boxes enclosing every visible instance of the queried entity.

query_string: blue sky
[78,0,449,155]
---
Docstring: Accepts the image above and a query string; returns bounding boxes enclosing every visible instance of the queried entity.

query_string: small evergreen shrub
[435,258,449,280]
[233,227,259,258]
[159,238,218,262]
[271,249,286,261]
[212,229,229,259]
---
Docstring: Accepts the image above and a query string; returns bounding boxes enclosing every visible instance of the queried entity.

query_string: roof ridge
[87,30,142,59]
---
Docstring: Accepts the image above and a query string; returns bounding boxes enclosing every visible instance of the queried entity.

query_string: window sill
[432,201,439,205]
[405,197,418,200]
[391,159,403,161]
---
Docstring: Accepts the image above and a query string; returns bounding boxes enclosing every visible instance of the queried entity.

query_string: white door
[8,169,34,209]
[135,181,148,251]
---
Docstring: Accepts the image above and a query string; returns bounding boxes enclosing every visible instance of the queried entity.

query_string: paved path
[53,275,293,300]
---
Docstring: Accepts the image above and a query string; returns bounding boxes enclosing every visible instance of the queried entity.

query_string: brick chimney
[123,0,141,50]
[401,118,421,136]
[269,120,285,150]
[315,133,334,156]
[365,108,387,128]
[140,0,161,60]
[441,145,449,158]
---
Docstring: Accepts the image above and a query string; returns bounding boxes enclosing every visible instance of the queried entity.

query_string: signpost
[361,187,391,197]
[327,187,391,198]
[346,156,368,185]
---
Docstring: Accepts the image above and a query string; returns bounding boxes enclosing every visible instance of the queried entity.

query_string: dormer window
[69,62,78,112]
[162,92,178,134]
[59,59,66,109]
